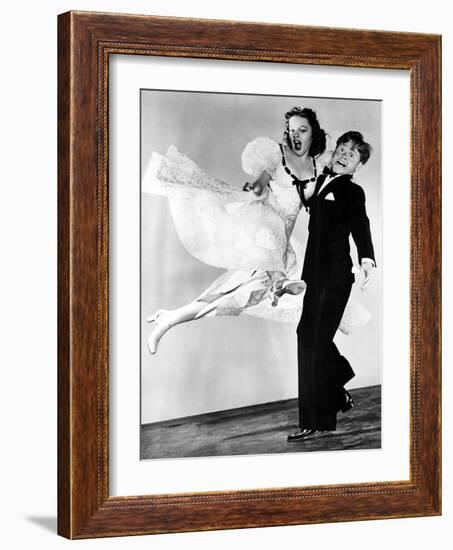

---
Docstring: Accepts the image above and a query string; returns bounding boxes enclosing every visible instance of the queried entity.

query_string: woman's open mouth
[293,140,302,150]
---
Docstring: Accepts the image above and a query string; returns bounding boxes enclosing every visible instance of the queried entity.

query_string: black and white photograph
[140,90,382,459]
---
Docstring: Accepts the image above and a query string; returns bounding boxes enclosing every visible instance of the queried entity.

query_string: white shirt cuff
[361,258,375,267]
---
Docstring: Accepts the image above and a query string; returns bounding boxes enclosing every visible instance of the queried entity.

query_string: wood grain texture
[57,11,71,538]
[57,10,442,539]
[140,386,381,459]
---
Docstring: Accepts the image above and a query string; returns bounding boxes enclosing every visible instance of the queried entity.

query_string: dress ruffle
[143,143,291,272]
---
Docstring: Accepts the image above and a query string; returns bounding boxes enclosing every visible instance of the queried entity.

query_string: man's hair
[336,131,372,165]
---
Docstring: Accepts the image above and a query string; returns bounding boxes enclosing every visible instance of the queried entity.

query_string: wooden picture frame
[58,11,441,538]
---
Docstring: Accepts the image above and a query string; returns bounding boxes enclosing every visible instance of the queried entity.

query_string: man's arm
[350,185,375,263]
[350,185,376,290]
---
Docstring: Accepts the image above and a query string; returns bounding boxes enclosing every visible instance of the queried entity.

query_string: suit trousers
[296,280,355,430]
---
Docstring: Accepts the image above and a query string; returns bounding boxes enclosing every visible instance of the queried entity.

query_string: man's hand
[361,260,375,291]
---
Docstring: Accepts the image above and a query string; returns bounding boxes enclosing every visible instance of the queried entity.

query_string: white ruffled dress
[143,137,370,333]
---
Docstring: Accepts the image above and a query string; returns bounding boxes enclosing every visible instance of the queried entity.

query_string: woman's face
[287,115,313,157]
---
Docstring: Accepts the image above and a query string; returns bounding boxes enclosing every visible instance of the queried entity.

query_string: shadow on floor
[26,516,57,534]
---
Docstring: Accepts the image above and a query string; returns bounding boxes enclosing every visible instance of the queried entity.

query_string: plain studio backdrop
[141,90,382,423]
[0,1,451,549]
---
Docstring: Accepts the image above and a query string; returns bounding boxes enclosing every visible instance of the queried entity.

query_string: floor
[140,384,381,459]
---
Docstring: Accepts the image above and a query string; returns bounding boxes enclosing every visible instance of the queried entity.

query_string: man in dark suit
[288,131,376,441]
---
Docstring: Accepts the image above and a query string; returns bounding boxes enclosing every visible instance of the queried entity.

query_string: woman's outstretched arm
[242,170,272,196]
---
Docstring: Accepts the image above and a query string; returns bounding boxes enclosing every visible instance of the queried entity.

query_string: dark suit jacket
[301,173,375,285]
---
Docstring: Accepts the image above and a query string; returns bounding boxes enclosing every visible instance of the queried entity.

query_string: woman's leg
[147,269,262,354]
[147,269,303,354]
[147,300,206,354]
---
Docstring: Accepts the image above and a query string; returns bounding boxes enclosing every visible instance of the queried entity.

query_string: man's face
[332,140,362,175]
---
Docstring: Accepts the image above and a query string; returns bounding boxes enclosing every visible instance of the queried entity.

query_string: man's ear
[355,162,364,173]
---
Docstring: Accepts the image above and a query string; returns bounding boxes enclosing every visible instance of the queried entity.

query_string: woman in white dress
[143,107,369,354]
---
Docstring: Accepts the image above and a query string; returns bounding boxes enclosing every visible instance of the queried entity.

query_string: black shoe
[339,389,354,413]
[287,429,323,442]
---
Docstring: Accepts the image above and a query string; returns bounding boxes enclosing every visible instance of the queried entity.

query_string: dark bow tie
[322,167,353,180]
[322,166,337,177]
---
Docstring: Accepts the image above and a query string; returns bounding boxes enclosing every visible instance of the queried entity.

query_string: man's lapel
[317,175,337,199]
[313,174,328,197]
[318,174,351,199]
